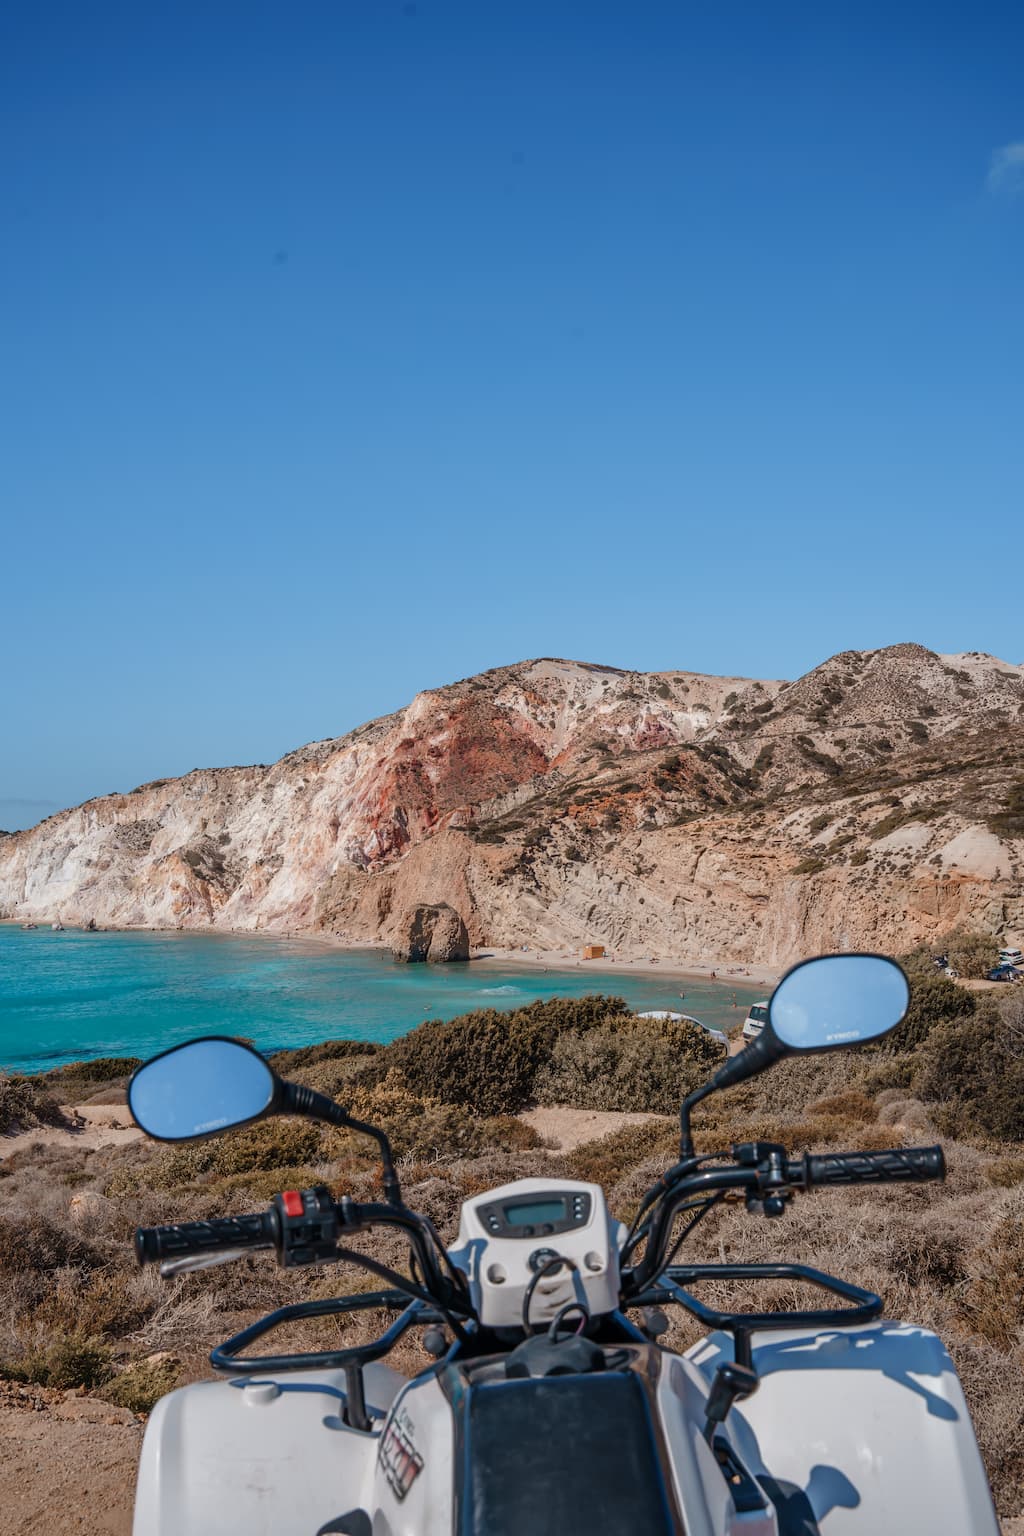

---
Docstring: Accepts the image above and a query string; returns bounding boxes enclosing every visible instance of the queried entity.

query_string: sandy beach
[471,944,779,990]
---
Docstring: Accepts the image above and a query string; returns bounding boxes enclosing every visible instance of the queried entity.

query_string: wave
[479,985,522,995]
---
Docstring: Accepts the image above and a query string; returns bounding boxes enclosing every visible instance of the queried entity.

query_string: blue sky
[2,1,1022,829]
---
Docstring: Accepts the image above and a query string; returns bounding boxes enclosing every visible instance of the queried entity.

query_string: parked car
[741,1001,770,1040]
[636,1010,727,1050]
[998,948,1023,966]
[987,965,1022,983]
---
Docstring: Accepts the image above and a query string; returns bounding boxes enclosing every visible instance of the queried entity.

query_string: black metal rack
[209,1289,444,1429]
[208,1262,882,1420]
[630,1262,882,1368]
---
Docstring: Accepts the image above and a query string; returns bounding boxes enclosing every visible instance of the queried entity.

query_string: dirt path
[1,1105,143,1162]
[518,1105,666,1151]
[0,1384,140,1535]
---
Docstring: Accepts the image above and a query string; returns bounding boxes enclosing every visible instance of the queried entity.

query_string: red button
[281,1190,304,1217]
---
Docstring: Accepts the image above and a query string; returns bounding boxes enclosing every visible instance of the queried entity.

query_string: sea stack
[392,903,470,963]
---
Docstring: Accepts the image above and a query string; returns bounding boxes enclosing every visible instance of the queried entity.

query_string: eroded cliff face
[1,648,1022,966]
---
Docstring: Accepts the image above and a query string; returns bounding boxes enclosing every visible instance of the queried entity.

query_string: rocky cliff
[2,647,1022,966]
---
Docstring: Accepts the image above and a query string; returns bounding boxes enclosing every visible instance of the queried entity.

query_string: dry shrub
[0,1213,104,1276]
[32,1267,155,1341]
[361,996,636,1114]
[808,1090,877,1123]
[875,972,975,1052]
[268,1039,380,1073]
[717,1052,871,1122]
[949,1335,1024,1518]
[3,1330,112,1390]
[101,1354,180,1413]
[343,1072,542,1161]
[0,1075,70,1134]
[535,1017,723,1113]
[917,1006,1024,1139]
[39,1057,140,1103]
[149,1120,325,1188]
[269,1040,381,1099]
[958,1195,1024,1350]
[566,1121,677,1192]
[862,1052,917,1093]
[986,1157,1024,1188]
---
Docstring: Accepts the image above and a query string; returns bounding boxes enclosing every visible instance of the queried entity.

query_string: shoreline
[0,919,780,991]
[470,945,777,990]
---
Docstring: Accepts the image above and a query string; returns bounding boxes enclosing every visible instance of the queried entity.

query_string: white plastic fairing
[448,1177,626,1328]
[685,1322,1000,1535]
[132,1362,407,1536]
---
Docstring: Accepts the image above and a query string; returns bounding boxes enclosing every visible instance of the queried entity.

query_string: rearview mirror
[678,951,910,1156]
[128,1037,278,1141]
[768,953,909,1051]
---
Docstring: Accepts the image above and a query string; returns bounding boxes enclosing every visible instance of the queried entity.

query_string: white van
[742,1001,770,1041]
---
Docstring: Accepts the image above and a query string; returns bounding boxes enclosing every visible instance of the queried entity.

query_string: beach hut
[582,944,605,960]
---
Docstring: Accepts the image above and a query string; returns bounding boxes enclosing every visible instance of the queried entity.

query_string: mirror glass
[129,1038,275,1140]
[768,954,909,1051]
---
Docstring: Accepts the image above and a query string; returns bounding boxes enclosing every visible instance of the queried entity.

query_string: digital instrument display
[502,1198,567,1226]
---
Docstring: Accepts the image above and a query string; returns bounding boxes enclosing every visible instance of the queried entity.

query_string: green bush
[876,972,975,1052]
[358,996,635,1115]
[102,1356,179,1413]
[3,1331,112,1391]
[902,931,999,981]
[917,1006,1024,1140]
[149,1119,325,1187]
[535,1016,723,1113]
[942,930,1000,980]
[345,1073,542,1160]
[268,1039,380,1073]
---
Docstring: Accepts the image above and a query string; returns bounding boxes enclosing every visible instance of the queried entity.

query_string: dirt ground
[0,1383,140,1535]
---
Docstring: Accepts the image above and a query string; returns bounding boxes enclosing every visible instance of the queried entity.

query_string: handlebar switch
[272,1186,341,1268]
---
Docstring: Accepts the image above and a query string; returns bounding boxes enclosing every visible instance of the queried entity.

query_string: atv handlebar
[136,1145,946,1311]
[792,1144,946,1188]
[135,1210,278,1265]
[626,1143,945,1293]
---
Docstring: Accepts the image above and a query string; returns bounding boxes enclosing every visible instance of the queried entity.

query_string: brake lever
[160,1248,252,1278]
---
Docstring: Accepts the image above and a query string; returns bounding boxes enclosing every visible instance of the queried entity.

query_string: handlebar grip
[135,1210,279,1266]
[798,1145,945,1188]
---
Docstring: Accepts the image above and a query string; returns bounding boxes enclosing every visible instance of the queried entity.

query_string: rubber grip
[135,1210,278,1265]
[800,1145,945,1188]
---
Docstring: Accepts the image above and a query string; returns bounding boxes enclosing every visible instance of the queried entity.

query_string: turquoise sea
[0,927,762,1074]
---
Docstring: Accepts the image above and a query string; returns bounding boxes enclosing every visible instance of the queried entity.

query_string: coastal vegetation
[0,963,1023,1515]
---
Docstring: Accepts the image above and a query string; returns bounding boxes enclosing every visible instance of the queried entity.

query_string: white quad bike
[126,954,999,1536]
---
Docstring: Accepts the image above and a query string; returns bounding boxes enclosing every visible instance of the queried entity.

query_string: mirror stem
[281,1083,403,1206]
[679,1083,714,1159]
[679,1033,786,1157]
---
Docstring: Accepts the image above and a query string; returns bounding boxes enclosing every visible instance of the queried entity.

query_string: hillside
[1,645,1022,965]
